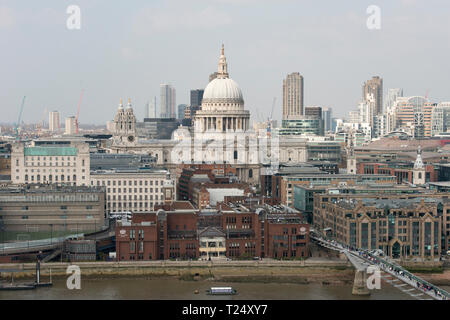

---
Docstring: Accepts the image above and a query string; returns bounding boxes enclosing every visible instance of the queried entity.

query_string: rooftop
[334,197,446,210]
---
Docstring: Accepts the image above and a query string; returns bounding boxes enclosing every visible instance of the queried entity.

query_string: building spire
[414,145,424,169]
[119,98,123,109]
[217,44,229,79]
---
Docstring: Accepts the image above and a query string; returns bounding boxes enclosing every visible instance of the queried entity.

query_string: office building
[322,107,333,132]
[146,97,157,119]
[90,168,175,213]
[278,116,324,136]
[177,104,187,120]
[11,141,90,186]
[190,89,204,108]
[304,106,322,119]
[283,72,304,119]
[314,196,444,259]
[160,84,176,118]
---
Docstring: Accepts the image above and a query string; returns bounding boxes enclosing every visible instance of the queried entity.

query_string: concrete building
[11,141,90,186]
[160,84,176,118]
[0,185,106,234]
[363,76,383,115]
[283,72,304,119]
[65,116,76,135]
[49,111,60,132]
[90,168,175,213]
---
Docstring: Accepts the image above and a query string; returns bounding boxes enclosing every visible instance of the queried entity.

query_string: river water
[3,278,447,300]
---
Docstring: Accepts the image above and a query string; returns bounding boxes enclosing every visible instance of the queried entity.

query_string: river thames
[3,278,447,300]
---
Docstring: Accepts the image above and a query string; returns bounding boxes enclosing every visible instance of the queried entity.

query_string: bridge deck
[311,234,449,300]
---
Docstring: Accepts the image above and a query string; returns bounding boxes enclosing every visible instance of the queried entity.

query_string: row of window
[24,174,85,182]
[107,188,160,194]
[93,179,164,186]
[108,194,160,200]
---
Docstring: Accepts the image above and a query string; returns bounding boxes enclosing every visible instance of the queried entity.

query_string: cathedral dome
[201,44,244,110]
[202,78,244,105]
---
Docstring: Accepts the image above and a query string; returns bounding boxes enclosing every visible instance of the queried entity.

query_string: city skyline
[1,1,450,125]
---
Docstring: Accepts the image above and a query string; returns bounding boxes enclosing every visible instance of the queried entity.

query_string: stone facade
[11,141,90,186]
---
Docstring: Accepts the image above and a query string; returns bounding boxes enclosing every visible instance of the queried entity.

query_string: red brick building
[177,164,237,201]
[356,162,438,184]
[115,201,310,261]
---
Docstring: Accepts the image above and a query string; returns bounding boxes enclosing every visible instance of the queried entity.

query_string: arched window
[25,174,28,182]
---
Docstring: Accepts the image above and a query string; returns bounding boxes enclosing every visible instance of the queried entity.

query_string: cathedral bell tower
[113,98,137,146]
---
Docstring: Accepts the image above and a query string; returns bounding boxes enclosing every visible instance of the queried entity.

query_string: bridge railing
[362,250,450,300]
[311,231,450,300]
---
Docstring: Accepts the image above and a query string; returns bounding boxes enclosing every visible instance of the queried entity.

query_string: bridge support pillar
[352,270,370,296]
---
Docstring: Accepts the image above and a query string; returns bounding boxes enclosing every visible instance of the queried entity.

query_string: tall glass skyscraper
[160,84,176,118]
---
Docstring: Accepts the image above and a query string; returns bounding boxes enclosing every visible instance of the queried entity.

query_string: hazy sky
[1,0,450,125]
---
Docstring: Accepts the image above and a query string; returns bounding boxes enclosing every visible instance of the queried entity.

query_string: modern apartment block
[49,111,60,132]
[65,116,77,135]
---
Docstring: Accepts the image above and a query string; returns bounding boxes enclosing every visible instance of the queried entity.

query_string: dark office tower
[304,106,322,119]
[283,72,304,119]
[177,104,187,120]
[322,107,333,132]
[363,76,383,115]
[190,89,204,108]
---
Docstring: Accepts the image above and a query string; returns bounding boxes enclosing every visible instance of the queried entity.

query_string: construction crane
[267,97,276,137]
[14,96,26,140]
[75,89,84,134]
